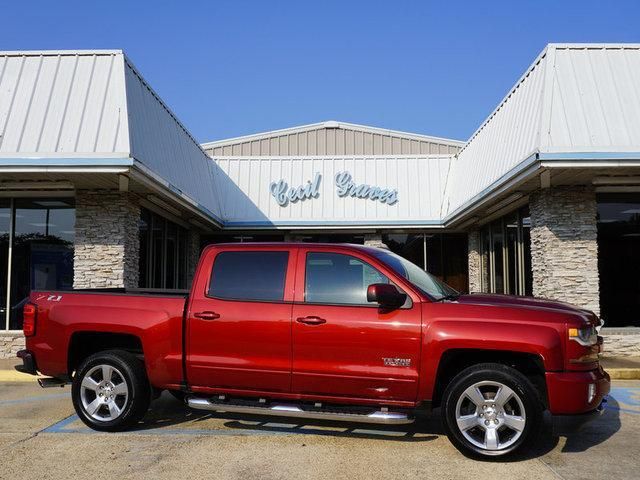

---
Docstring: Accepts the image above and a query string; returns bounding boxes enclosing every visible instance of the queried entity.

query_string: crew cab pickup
[18,243,610,458]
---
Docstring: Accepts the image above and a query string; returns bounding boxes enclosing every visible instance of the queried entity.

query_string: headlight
[568,325,597,346]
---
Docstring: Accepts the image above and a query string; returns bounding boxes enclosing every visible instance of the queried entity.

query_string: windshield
[371,249,459,301]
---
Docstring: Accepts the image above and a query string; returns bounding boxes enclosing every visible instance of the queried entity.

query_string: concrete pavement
[1,378,639,480]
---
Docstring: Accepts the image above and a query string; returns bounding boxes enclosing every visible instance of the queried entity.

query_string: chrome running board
[37,377,68,388]
[187,397,414,425]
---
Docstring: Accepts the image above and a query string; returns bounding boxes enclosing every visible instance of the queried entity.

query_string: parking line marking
[607,387,640,414]
[42,414,81,433]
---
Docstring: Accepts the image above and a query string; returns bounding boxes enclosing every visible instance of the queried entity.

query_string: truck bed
[28,288,188,388]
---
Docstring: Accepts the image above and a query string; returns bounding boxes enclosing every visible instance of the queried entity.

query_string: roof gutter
[129,159,224,230]
[441,152,542,227]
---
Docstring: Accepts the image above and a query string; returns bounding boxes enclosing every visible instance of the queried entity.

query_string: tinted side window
[305,252,389,305]
[208,251,289,301]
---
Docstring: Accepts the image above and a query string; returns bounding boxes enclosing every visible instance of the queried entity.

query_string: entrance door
[186,247,296,393]
[291,249,422,401]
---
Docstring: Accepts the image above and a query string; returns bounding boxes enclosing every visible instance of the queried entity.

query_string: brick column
[529,186,599,314]
[74,191,141,288]
[468,230,482,293]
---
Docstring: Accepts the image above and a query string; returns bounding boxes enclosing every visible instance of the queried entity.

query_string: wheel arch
[430,349,548,409]
[68,331,144,377]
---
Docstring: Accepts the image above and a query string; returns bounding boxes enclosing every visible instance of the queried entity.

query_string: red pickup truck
[18,243,609,458]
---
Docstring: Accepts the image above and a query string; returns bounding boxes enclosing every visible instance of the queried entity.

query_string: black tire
[72,350,151,432]
[441,363,543,460]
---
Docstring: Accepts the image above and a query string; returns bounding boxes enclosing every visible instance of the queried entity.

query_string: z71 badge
[383,357,411,367]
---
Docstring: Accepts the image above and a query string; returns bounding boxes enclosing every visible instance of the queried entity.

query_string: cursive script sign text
[334,171,398,205]
[270,172,322,206]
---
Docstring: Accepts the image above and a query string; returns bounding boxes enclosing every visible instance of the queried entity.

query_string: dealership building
[1,44,640,357]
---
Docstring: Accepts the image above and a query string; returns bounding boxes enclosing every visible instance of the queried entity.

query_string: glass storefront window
[138,210,150,288]
[383,233,469,293]
[1,198,75,330]
[480,206,532,297]
[491,221,505,294]
[597,193,640,327]
[521,209,533,296]
[138,208,190,290]
[0,200,10,329]
[383,234,425,270]
[505,212,518,295]
[439,234,468,293]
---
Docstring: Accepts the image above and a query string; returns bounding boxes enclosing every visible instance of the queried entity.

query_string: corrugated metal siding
[124,59,223,218]
[0,51,129,155]
[544,46,640,151]
[204,124,462,157]
[214,156,451,226]
[443,50,547,215]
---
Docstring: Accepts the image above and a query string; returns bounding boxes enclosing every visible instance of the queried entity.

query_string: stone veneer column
[529,186,599,314]
[74,191,141,288]
[187,230,201,283]
[0,332,26,358]
[468,230,482,293]
[363,233,386,248]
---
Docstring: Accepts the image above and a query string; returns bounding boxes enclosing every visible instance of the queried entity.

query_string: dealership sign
[270,171,398,206]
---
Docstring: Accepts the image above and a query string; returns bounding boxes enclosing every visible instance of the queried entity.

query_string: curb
[1,368,640,382]
[607,368,640,380]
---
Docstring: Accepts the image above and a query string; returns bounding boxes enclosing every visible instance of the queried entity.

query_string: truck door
[291,248,422,402]
[186,247,296,393]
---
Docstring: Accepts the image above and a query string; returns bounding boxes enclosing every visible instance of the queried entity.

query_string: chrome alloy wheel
[79,364,129,422]
[454,380,526,452]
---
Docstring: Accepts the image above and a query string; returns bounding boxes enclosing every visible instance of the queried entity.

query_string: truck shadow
[557,396,622,453]
[135,392,623,456]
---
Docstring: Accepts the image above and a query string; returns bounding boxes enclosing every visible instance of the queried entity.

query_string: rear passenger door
[291,248,422,402]
[186,247,296,393]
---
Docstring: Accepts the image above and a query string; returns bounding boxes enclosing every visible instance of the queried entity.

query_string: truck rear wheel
[441,363,542,459]
[72,350,151,431]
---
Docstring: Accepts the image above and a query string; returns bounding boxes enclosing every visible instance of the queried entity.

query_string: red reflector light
[23,303,37,337]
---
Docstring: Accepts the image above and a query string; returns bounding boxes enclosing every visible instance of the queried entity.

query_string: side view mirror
[367,283,407,309]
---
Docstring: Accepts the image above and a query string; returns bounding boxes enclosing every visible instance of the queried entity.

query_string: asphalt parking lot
[0,380,638,480]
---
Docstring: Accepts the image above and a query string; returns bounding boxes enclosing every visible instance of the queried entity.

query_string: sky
[1,0,639,143]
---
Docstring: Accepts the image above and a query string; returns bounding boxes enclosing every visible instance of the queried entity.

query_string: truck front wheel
[72,350,151,431]
[441,363,543,459]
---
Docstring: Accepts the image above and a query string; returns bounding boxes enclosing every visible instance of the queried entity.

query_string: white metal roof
[443,43,640,219]
[0,50,129,155]
[0,49,223,223]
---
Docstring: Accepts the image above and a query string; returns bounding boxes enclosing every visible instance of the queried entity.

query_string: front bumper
[546,365,610,415]
[16,349,38,375]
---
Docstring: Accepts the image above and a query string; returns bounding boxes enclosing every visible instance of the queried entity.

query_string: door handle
[194,311,220,321]
[296,316,326,325]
